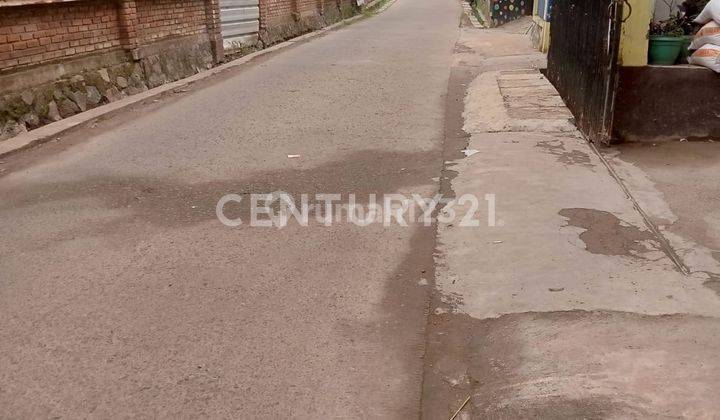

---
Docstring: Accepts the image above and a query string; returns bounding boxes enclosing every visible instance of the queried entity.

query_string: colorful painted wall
[488,0,533,26]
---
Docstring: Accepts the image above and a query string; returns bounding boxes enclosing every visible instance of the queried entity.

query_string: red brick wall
[135,0,208,44]
[0,0,122,70]
[0,0,216,73]
[261,0,354,26]
[297,0,318,14]
[0,0,357,73]
[263,0,295,23]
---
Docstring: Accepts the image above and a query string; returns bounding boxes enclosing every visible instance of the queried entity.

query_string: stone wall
[0,33,214,141]
[0,0,221,141]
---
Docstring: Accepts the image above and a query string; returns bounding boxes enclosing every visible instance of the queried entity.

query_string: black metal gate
[546,0,624,145]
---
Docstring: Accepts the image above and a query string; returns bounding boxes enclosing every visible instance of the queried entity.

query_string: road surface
[0,0,460,417]
[5,2,720,418]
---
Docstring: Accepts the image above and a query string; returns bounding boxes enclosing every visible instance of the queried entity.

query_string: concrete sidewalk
[422,18,720,419]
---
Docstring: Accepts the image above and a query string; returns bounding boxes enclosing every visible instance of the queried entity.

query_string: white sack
[695,0,720,24]
[690,21,720,49]
[688,44,720,72]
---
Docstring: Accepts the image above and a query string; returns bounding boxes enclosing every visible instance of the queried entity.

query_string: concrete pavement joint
[0,1,394,159]
[483,67,690,275]
[587,140,692,276]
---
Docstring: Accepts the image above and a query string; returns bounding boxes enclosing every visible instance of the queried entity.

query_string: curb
[0,0,392,158]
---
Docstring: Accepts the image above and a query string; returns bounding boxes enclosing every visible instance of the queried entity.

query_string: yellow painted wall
[531,0,552,52]
[532,15,551,53]
[619,0,654,66]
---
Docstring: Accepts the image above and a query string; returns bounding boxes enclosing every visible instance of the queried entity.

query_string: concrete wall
[613,65,720,142]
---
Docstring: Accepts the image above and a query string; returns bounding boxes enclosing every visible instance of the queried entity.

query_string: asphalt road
[0,0,461,417]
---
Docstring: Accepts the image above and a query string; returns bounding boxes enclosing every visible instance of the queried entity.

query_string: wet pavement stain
[703,273,720,297]
[559,208,659,257]
[704,280,720,297]
[453,44,476,54]
[536,140,593,168]
[0,148,441,254]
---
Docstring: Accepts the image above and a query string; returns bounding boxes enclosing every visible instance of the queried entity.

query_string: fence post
[204,0,225,63]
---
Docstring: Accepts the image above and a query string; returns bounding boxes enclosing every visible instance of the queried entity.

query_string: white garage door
[219,0,260,49]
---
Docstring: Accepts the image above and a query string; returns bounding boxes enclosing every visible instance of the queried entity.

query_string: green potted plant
[649,14,688,65]
[648,0,687,65]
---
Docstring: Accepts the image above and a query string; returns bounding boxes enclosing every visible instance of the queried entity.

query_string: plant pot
[677,35,694,64]
[648,35,685,65]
